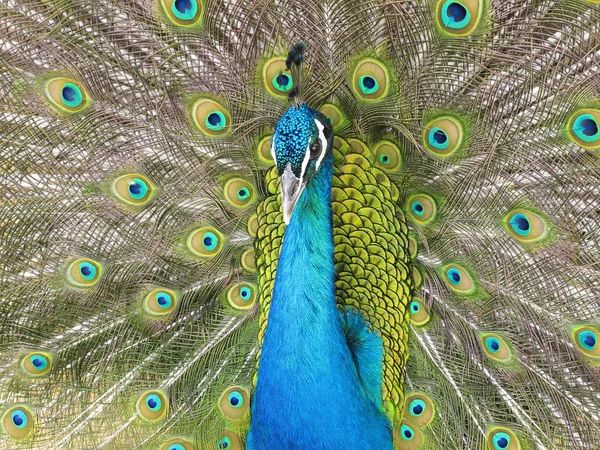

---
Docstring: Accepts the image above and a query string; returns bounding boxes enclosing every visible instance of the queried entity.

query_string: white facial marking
[313,119,327,171]
[271,141,277,164]
[299,141,312,181]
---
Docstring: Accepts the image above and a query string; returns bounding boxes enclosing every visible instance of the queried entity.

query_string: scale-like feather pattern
[254,136,412,426]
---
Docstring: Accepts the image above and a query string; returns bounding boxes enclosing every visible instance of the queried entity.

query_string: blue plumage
[272,105,317,177]
[247,106,392,449]
[340,308,386,411]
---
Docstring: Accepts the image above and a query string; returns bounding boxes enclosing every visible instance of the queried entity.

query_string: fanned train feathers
[0,0,599,449]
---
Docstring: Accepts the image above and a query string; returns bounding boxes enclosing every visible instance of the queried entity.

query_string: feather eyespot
[412,266,424,289]
[20,352,52,378]
[442,264,476,295]
[161,0,203,26]
[262,57,293,97]
[192,98,231,137]
[401,423,415,440]
[1,405,35,441]
[320,104,346,132]
[351,58,390,101]
[409,297,430,326]
[143,288,178,316]
[504,209,549,244]
[136,390,168,422]
[423,116,464,157]
[247,214,259,237]
[241,248,256,271]
[227,283,257,310]
[224,178,256,209]
[572,326,600,358]
[396,422,423,449]
[480,333,513,363]
[218,386,249,421]
[216,437,231,449]
[66,258,102,287]
[486,427,521,450]
[409,399,425,416]
[257,135,274,164]
[403,393,435,427]
[187,227,224,258]
[406,194,437,225]
[273,73,293,93]
[159,437,196,450]
[43,77,89,114]
[214,429,244,448]
[437,0,483,36]
[111,174,156,206]
[567,109,600,150]
[408,234,418,259]
[373,140,402,172]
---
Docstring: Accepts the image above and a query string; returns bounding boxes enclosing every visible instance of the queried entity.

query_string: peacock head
[272,103,333,224]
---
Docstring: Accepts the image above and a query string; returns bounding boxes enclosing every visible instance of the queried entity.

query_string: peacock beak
[280,163,304,225]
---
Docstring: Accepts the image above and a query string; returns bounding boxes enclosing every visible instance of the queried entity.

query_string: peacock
[1,0,600,448]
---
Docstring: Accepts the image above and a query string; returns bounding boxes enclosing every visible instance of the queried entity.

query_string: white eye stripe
[271,141,277,164]
[313,119,327,171]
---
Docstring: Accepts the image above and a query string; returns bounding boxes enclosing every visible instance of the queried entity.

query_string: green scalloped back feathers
[254,133,413,428]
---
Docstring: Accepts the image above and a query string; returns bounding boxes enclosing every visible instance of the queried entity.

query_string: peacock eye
[403,393,435,427]
[406,194,437,225]
[216,437,231,449]
[504,209,550,244]
[20,352,53,377]
[309,140,322,159]
[409,297,430,326]
[272,73,293,93]
[192,98,231,137]
[218,386,250,424]
[159,438,196,450]
[215,431,242,450]
[441,263,477,295]
[351,57,390,100]
[43,77,90,114]
[143,288,178,316]
[66,258,103,287]
[136,390,168,422]
[227,283,257,310]
[374,140,402,172]
[262,57,292,97]
[437,0,483,36]
[572,326,600,358]
[486,427,520,450]
[401,423,415,440]
[567,109,600,150]
[161,0,203,26]
[111,174,156,207]
[480,333,513,363]
[2,406,35,440]
[224,178,256,209]
[397,421,424,448]
[423,115,464,157]
[320,103,346,132]
[187,226,224,258]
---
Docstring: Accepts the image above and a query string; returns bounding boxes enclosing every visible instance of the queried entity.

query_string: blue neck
[248,152,392,448]
[272,152,336,322]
